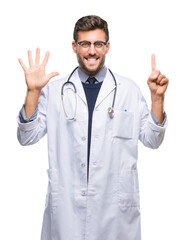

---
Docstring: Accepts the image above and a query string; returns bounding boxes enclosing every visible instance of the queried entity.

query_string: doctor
[17,15,168,240]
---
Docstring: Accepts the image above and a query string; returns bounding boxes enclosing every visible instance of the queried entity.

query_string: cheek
[77,49,85,58]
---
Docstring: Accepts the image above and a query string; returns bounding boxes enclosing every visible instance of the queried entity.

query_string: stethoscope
[61,67,117,121]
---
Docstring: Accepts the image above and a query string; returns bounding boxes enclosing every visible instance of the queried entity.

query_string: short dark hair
[73,15,109,42]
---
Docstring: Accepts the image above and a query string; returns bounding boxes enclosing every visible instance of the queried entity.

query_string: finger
[46,72,59,81]
[18,58,28,72]
[41,51,50,67]
[150,70,160,80]
[158,77,169,86]
[35,48,40,65]
[28,50,33,68]
[157,74,166,84]
[151,54,156,72]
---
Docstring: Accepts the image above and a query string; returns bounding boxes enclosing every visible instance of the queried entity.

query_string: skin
[18,48,59,118]
[72,29,110,75]
[18,30,168,123]
[147,54,169,123]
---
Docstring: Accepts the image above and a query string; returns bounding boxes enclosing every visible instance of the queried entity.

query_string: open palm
[18,48,59,91]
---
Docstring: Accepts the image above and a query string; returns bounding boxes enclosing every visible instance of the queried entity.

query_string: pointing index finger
[151,54,156,72]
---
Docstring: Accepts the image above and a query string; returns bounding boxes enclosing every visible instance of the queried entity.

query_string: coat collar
[68,68,121,108]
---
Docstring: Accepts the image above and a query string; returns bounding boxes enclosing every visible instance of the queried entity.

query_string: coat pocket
[118,170,139,209]
[47,168,59,208]
[113,111,134,139]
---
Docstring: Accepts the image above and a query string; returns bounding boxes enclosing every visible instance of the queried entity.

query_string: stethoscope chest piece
[108,107,114,118]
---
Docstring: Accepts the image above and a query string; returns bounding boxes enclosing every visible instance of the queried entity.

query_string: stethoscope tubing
[61,67,117,120]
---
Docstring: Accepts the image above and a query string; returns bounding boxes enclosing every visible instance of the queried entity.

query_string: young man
[17,15,168,240]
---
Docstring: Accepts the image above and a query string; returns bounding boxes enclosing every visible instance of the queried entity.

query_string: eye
[94,42,104,47]
[79,41,90,47]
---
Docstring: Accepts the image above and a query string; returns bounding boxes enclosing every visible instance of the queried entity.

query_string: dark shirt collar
[78,66,107,83]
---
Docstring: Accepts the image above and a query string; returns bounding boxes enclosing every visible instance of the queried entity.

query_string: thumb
[47,72,60,81]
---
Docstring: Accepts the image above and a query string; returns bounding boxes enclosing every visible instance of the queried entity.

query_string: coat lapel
[70,69,87,105]
[95,69,120,109]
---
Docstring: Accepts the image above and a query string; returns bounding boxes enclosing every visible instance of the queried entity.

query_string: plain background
[0,0,184,239]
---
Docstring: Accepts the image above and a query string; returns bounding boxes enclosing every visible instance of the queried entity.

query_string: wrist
[27,88,41,95]
[151,94,164,124]
[24,89,41,118]
[151,93,164,104]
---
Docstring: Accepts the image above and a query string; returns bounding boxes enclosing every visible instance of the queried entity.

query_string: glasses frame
[76,41,108,49]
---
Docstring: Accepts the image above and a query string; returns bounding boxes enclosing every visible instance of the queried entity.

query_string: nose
[88,43,96,55]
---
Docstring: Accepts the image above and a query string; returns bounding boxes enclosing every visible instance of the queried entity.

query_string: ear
[106,41,110,54]
[72,41,77,53]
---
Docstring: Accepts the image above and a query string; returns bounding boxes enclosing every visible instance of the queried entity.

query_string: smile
[85,57,99,63]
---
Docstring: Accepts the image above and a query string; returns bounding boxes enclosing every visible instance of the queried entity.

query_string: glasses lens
[79,41,90,48]
[78,41,107,49]
[94,42,105,48]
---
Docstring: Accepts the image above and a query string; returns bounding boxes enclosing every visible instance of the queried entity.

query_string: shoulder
[40,75,68,99]
[47,76,67,88]
[110,71,141,92]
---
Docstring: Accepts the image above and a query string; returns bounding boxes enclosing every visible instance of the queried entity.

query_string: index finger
[151,54,156,72]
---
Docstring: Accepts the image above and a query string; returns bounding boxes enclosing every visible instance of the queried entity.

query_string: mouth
[84,57,99,63]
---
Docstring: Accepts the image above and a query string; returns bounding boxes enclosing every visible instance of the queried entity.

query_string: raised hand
[18,48,59,118]
[147,54,169,97]
[147,54,169,124]
[18,48,59,91]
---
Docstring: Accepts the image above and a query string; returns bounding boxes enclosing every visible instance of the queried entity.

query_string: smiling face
[72,29,110,75]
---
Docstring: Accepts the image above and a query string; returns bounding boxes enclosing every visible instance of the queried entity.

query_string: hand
[147,54,169,98]
[18,48,59,91]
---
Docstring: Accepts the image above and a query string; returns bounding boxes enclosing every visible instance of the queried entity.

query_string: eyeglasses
[76,41,107,49]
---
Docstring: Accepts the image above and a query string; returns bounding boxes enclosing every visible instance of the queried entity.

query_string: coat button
[82,137,86,141]
[81,191,86,196]
[81,163,86,168]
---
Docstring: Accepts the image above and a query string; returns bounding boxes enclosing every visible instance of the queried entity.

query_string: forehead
[77,29,106,42]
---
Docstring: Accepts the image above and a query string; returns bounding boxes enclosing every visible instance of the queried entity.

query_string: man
[17,15,168,240]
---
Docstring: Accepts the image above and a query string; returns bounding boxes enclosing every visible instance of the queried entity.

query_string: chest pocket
[113,110,134,139]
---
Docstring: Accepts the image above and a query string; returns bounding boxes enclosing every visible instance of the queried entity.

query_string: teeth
[87,59,97,61]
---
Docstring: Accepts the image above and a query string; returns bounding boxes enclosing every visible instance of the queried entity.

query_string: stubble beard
[76,53,106,75]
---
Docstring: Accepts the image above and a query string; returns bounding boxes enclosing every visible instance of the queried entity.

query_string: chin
[82,64,104,75]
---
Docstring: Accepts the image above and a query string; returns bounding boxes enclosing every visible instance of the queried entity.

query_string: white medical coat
[17,69,167,240]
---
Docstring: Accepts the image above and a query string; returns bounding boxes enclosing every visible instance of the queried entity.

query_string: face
[72,29,110,75]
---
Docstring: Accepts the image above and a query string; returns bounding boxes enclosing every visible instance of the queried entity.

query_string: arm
[147,54,169,124]
[17,48,59,145]
[139,93,167,149]
[139,55,168,149]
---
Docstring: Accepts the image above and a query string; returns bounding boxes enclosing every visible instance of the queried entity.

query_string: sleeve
[17,85,48,146]
[19,105,38,123]
[151,111,167,127]
[139,93,168,149]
